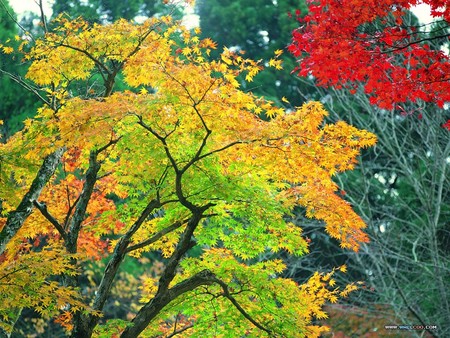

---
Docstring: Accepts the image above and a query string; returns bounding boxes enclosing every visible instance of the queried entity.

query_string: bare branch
[126,218,190,253]
[0,70,50,107]
[33,200,67,241]
[38,0,48,33]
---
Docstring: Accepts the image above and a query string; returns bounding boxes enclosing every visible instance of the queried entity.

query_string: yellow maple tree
[0,11,376,338]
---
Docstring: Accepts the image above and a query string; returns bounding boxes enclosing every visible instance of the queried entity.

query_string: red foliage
[289,0,450,127]
[443,119,450,130]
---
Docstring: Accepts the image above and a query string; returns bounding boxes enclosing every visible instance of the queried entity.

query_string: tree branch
[63,193,81,230]
[65,137,120,252]
[381,34,450,53]
[33,200,67,241]
[38,0,48,33]
[0,148,64,255]
[126,218,189,253]
[95,136,122,155]
[120,208,211,337]
[65,150,101,253]
[121,268,273,338]
[136,117,180,173]
[68,198,163,338]
[120,269,216,338]
[0,0,36,42]
[386,262,439,338]
[167,323,194,337]
[213,278,273,335]
[0,70,50,107]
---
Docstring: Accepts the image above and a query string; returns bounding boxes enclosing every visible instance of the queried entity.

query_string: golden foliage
[0,13,376,337]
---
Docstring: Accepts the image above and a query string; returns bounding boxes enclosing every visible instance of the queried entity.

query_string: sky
[9,0,52,16]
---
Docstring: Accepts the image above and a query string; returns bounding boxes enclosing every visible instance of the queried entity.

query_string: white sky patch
[411,3,435,24]
[9,0,52,17]
[181,4,199,29]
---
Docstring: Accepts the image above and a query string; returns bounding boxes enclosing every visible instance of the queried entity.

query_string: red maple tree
[289,0,450,129]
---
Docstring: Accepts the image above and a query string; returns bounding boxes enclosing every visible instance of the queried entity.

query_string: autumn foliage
[289,0,450,128]
[0,11,375,337]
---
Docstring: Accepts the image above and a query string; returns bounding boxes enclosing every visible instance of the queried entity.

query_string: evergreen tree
[196,0,309,106]
[52,0,178,22]
[0,0,39,138]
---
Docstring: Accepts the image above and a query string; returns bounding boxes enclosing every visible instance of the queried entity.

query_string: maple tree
[289,0,450,129]
[0,8,376,337]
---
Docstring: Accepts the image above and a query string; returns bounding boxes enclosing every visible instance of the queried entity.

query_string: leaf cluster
[0,13,376,337]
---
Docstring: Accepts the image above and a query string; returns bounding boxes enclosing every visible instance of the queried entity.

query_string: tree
[196,0,309,106]
[0,0,17,136]
[0,0,41,138]
[0,11,377,337]
[51,0,179,23]
[337,95,450,338]
[286,4,450,335]
[289,0,450,128]
[290,79,449,337]
[0,0,15,43]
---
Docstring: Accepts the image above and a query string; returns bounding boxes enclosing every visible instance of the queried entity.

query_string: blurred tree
[196,0,309,106]
[0,0,16,42]
[52,0,179,22]
[0,0,40,138]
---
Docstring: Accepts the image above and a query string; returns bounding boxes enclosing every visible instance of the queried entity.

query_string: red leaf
[443,120,450,131]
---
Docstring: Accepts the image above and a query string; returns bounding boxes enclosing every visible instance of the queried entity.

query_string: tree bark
[0,148,64,255]
[120,209,207,338]
[120,270,216,338]
[69,199,162,338]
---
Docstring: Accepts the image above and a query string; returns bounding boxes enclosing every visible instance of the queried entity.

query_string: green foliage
[196,0,309,106]
[52,0,180,22]
[0,0,16,42]
[0,0,41,138]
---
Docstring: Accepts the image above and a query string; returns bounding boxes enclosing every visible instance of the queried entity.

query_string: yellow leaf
[221,54,232,65]
[315,311,328,319]
[2,46,14,54]
[182,47,191,56]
